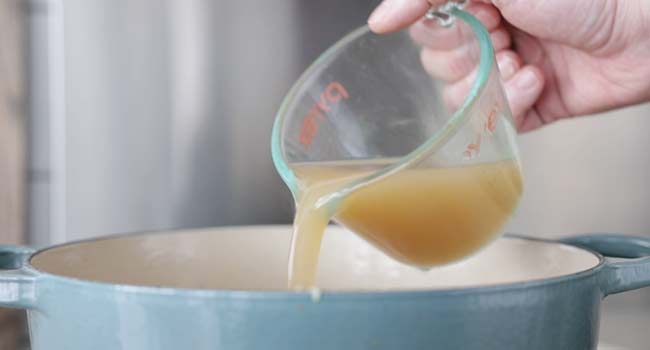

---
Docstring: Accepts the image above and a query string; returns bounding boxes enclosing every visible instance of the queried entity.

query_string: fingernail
[515,69,539,89]
[368,0,392,26]
[497,56,517,79]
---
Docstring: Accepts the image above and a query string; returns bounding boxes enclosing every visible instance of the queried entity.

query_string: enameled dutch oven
[0,226,648,349]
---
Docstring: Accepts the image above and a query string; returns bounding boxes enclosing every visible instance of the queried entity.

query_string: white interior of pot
[30,226,600,291]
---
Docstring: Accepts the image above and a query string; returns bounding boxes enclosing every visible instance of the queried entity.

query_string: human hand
[368,0,650,131]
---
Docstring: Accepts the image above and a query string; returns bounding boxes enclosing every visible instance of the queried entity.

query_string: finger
[442,68,479,110]
[509,26,545,66]
[368,0,434,34]
[489,27,512,52]
[442,63,543,116]
[496,50,522,80]
[421,46,478,82]
[409,3,501,50]
[503,65,545,124]
[419,27,512,82]
[518,109,545,133]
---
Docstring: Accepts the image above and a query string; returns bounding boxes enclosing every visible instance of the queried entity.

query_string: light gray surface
[506,103,650,238]
[600,289,650,349]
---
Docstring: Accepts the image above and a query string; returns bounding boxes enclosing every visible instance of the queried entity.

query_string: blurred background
[1,0,649,348]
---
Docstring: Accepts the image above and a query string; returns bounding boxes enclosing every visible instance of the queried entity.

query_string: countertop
[599,289,650,349]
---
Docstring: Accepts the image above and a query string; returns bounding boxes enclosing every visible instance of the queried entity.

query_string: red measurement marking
[299,82,350,148]
[485,109,497,133]
[463,133,482,159]
[464,105,500,158]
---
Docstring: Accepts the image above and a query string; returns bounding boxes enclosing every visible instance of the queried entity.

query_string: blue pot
[0,226,648,349]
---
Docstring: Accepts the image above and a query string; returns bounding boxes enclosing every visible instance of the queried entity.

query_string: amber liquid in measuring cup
[288,159,523,289]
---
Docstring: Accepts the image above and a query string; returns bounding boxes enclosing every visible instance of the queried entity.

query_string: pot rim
[25,225,607,301]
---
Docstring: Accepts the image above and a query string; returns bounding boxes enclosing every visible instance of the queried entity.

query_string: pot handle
[560,234,650,296]
[0,245,39,309]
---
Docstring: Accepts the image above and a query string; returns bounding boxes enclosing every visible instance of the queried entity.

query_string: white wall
[506,103,650,238]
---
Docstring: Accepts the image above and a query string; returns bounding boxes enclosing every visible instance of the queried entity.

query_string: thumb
[489,0,617,51]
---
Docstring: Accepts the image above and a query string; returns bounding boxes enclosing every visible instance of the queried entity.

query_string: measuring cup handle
[560,234,650,296]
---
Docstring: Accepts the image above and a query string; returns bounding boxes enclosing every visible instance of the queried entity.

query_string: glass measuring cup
[272,4,522,288]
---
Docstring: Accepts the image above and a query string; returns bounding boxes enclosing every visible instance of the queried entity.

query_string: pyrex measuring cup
[272,4,521,285]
